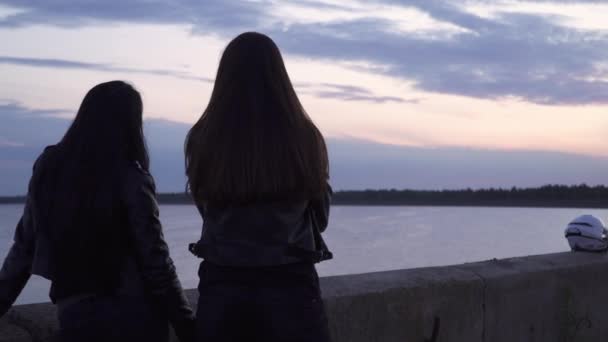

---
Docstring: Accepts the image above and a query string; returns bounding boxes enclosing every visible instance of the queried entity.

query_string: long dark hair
[35,80,148,293]
[185,32,329,204]
[58,80,148,172]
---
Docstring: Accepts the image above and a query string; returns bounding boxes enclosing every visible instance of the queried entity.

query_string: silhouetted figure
[0,81,194,342]
[186,32,333,342]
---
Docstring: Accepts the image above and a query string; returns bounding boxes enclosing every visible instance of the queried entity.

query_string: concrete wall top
[2,251,607,342]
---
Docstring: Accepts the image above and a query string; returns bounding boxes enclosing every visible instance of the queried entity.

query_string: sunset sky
[1,0,608,194]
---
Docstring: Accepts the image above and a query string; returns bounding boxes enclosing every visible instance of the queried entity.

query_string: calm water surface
[1,204,604,304]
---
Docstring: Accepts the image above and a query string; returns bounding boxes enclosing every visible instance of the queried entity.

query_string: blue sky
[1,0,608,194]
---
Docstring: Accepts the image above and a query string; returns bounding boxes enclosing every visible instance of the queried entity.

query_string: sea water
[1,204,604,304]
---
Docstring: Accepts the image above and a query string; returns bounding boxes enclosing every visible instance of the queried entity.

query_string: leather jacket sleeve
[0,188,35,317]
[310,184,332,233]
[123,165,195,342]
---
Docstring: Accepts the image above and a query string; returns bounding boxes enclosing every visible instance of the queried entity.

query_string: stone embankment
[2,251,607,341]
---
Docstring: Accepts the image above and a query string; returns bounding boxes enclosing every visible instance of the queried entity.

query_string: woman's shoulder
[122,160,155,190]
[31,145,58,172]
[128,160,151,176]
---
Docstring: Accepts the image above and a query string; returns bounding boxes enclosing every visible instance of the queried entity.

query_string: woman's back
[190,194,331,267]
[186,32,333,342]
[25,145,155,300]
[0,81,194,342]
[30,146,127,299]
[26,80,147,300]
[186,32,332,268]
[185,32,328,205]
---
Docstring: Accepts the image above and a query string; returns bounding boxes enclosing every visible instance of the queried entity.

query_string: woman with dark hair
[186,32,333,342]
[0,81,194,342]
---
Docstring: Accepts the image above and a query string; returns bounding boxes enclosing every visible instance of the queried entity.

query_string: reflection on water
[1,204,603,304]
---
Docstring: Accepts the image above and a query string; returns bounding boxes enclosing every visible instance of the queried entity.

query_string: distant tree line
[330,184,607,208]
[1,184,606,208]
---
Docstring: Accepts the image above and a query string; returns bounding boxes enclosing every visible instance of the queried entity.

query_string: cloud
[2,101,608,195]
[296,82,418,104]
[274,12,608,105]
[0,56,214,83]
[327,137,608,191]
[0,102,71,145]
[0,0,264,30]
[0,137,23,147]
[0,56,406,104]
[2,1,608,105]
[0,102,70,194]
[0,102,69,117]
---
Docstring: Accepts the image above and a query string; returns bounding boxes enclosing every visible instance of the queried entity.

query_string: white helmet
[565,215,608,252]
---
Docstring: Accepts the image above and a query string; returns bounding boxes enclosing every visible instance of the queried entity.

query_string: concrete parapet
[0,317,30,342]
[320,267,483,341]
[457,252,608,342]
[1,251,607,341]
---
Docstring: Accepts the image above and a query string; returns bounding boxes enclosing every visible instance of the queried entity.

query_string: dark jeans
[57,294,169,342]
[196,261,331,342]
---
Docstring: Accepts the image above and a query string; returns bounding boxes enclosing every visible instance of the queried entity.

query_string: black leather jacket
[189,188,333,267]
[0,147,194,341]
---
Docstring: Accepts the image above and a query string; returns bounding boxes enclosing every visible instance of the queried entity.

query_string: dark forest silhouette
[329,184,607,208]
[1,184,605,208]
